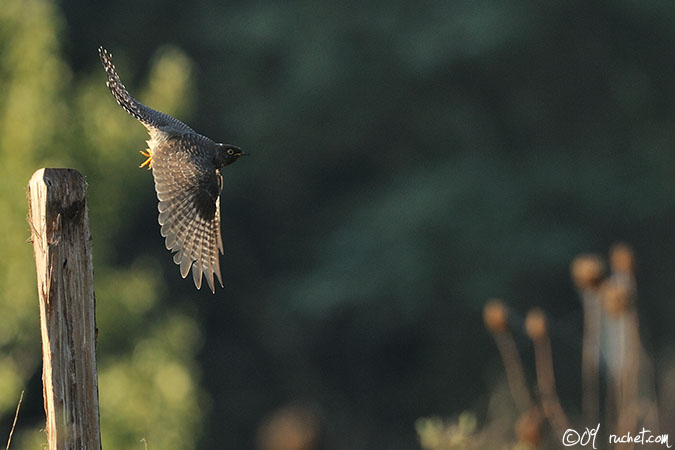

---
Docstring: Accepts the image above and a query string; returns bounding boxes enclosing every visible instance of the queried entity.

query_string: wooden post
[27,168,102,450]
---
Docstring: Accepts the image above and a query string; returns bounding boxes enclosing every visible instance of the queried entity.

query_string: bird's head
[216,143,246,167]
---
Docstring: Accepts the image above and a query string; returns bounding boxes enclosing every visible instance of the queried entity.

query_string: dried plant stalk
[484,300,532,412]
[525,309,569,438]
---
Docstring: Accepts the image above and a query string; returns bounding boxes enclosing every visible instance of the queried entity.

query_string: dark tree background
[1,1,674,449]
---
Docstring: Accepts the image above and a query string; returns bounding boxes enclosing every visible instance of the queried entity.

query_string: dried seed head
[571,254,606,289]
[483,299,508,334]
[610,242,634,274]
[256,404,321,450]
[525,308,548,340]
[602,281,631,317]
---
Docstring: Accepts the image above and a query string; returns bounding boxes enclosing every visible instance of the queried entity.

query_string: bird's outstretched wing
[152,135,224,292]
[98,46,193,134]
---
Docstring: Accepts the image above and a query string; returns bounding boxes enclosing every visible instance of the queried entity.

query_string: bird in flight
[98,46,244,292]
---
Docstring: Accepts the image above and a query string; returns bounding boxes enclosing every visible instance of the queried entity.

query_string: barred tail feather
[98,47,150,123]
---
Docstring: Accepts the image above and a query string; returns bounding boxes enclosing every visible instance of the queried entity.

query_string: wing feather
[151,136,224,292]
[189,211,206,287]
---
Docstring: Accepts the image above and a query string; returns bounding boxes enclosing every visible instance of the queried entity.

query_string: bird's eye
[226,148,235,155]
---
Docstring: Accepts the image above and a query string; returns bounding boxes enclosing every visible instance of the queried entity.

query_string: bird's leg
[139,149,153,170]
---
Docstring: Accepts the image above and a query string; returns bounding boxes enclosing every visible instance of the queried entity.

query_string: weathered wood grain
[27,168,101,450]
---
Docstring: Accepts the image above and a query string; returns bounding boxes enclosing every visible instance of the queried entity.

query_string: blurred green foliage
[2,0,675,449]
[1,1,203,448]
[416,412,478,450]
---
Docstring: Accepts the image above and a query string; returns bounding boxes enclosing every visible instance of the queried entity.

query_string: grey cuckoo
[98,46,244,293]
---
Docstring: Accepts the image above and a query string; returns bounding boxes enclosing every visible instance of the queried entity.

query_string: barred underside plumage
[99,46,226,292]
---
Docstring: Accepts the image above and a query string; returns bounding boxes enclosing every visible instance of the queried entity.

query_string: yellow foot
[139,149,153,170]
